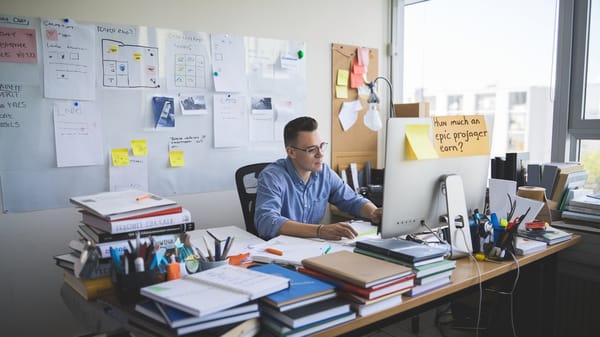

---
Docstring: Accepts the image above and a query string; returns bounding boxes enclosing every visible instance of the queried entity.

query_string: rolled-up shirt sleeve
[254,168,289,239]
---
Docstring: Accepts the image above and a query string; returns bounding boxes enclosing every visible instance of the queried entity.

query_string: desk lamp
[366,76,395,121]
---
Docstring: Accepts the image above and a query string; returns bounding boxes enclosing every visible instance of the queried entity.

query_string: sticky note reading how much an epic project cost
[404,124,438,160]
[432,115,490,158]
[111,148,130,167]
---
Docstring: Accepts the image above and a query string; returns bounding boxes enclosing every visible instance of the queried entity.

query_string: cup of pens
[200,257,230,270]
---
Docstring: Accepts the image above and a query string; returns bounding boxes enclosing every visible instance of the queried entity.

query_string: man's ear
[286,146,295,158]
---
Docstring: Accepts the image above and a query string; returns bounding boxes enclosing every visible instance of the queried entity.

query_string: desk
[63,230,580,337]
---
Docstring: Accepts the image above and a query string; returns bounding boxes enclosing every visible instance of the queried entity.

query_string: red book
[297,267,415,300]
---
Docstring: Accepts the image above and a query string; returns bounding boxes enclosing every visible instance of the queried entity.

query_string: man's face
[287,130,325,174]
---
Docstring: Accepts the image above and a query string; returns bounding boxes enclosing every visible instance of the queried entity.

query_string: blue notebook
[157,301,258,328]
[251,263,337,311]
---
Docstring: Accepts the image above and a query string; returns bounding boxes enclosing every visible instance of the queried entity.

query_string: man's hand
[369,207,383,224]
[318,222,359,240]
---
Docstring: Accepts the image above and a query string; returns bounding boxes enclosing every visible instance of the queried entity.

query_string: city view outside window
[403,0,557,164]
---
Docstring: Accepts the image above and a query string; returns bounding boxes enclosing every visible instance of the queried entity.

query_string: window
[400,0,558,163]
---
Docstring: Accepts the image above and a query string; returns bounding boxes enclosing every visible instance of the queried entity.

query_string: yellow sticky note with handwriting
[337,69,349,86]
[169,150,185,167]
[404,124,438,160]
[111,148,130,166]
[131,139,148,156]
[335,85,348,99]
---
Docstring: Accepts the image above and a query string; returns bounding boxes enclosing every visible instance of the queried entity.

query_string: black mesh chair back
[234,162,270,236]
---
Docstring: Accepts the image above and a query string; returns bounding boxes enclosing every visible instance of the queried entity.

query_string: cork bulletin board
[330,43,379,174]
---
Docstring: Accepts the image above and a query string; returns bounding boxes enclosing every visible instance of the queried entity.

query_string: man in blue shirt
[254,116,382,240]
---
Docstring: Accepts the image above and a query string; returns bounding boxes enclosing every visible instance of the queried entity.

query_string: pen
[323,246,332,255]
[136,193,151,201]
[266,247,283,256]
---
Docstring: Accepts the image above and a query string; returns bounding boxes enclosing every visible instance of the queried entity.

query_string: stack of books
[252,263,356,336]
[299,251,415,317]
[517,225,573,245]
[70,189,194,259]
[137,264,290,335]
[56,189,194,300]
[354,238,453,297]
[561,191,600,225]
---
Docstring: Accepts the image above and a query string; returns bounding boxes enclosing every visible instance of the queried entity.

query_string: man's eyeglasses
[290,142,328,155]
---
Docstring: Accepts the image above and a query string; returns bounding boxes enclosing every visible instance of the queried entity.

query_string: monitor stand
[441,174,473,259]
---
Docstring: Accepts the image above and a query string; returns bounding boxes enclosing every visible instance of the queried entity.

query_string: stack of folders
[251,263,356,336]
[299,251,415,317]
[137,264,289,335]
[354,238,454,297]
[69,189,194,260]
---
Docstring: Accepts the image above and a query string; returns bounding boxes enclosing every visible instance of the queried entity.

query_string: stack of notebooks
[299,251,415,317]
[55,189,194,301]
[252,263,356,336]
[354,238,455,297]
[517,225,573,246]
[137,264,290,335]
[561,191,600,225]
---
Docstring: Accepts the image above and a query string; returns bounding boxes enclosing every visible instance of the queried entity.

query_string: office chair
[235,162,270,236]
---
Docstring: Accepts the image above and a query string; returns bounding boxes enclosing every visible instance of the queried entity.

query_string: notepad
[140,264,289,317]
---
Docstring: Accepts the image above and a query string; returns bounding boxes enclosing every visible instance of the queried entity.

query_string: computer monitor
[380,116,493,257]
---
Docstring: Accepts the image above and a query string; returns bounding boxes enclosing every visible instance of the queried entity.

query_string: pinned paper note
[111,148,130,167]
[131,139,148,156]
[169,150,185,167]
[337,69,349,86]
[335,85,348,99]
[338,99,362,131]
[405,124,438,160]
[432,115,490,157]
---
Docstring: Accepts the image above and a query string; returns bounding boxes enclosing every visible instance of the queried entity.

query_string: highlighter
[167,255,181,280]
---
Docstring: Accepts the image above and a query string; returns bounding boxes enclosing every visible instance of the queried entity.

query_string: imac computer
[379,116,492,259]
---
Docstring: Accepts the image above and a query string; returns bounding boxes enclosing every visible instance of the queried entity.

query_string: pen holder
[490,230,516,261]
[113,269,165,305]
[200,258,229,271]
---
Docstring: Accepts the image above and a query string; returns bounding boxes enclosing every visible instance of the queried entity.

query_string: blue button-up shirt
[254,157,369,239]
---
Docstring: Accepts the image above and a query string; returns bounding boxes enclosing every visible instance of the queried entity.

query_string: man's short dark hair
[284,116,318,147]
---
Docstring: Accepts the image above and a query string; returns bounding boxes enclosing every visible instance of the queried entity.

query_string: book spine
[94,233,180,258]
[95,222,195,242]
[85,209,192,234]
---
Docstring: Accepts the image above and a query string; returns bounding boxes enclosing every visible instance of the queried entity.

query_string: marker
[136,194,150,201]
[266,247,283,256]
[323,246,332,255]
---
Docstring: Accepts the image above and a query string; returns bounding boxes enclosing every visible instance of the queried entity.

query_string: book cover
[355,238,447,263]
[414,269,453,285]
[81,208,192,234]
[157,301,258,328]
[349,292,403,317]
[250,263,336,310]
[527,164,542,187]
[140,264,289,317]
[405,275,452,297]
[70,189,177,219]
[517,226,572,245]
[569,195,600,211]
[261,311,356,337]
[540,164,560,199]
[70,232,180,259]
[176,311,260,335]
[551,170,588,203]
[300,251,413,288]
[413,259,456,278]
[296,266,414,300]
[353,247,444,267]
[260,297,351,329]
[561,210,600,224]
[78,221,194,243]
[135,299,167,324]
[62,270,113,300]
[514,237,547,255]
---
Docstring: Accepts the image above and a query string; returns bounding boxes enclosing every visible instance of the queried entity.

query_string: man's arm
[359,201,383,224]
[279,220,358,241]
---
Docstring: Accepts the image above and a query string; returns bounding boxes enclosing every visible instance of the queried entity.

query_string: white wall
[0,0,390,335]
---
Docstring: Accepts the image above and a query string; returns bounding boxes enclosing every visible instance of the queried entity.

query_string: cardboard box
[394,102,430,118]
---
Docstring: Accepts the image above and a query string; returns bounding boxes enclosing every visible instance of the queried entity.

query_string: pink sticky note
[0,27,38,64]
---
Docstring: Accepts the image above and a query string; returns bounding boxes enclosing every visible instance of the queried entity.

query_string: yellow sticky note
[108,45,118,53]
[336,85,348,99]
[133,52,142,61]
[111,148,130,166]
[404,124,438,160]
[337,69,349,86]
[131,139,148,156]
[169,150,185,167]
